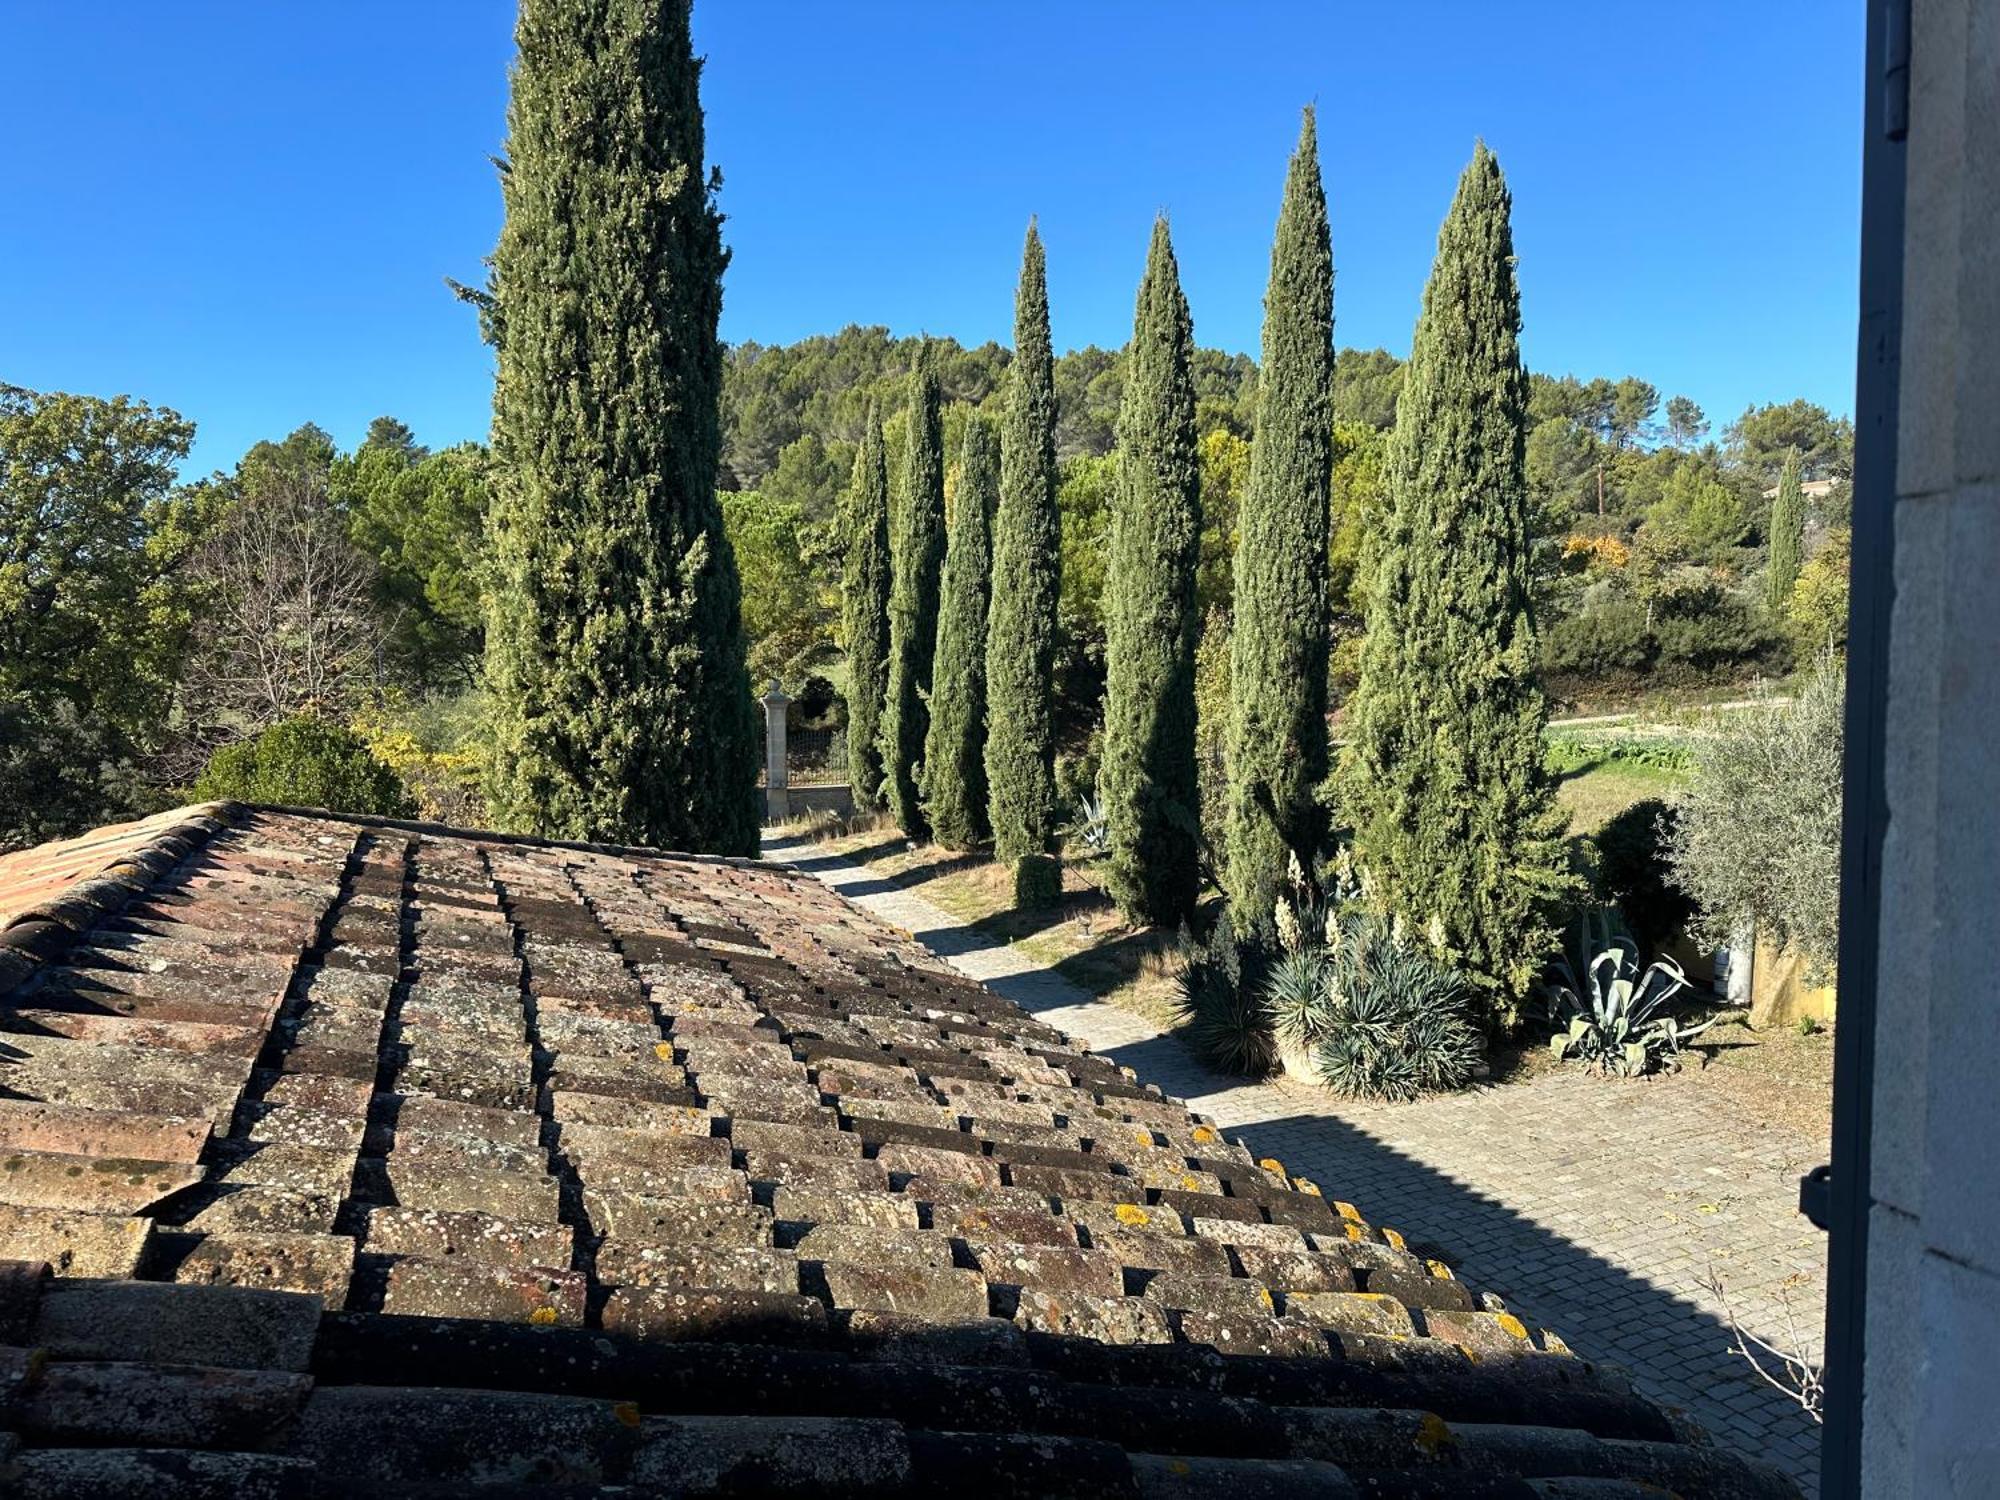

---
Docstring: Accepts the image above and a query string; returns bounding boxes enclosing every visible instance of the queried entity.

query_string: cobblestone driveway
[772,836,1829,1494]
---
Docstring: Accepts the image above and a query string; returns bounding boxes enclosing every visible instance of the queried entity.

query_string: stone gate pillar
[761,681,790,824]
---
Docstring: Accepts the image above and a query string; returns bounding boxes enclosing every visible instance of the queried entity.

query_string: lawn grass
[1556,755,1688,833]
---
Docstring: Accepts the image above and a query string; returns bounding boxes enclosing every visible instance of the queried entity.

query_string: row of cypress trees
[845,228,1065,866]
[474,2,1561,1020]
[848,113,1570,1022]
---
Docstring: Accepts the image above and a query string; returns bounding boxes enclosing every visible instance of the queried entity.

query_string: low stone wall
[764,783,852,824]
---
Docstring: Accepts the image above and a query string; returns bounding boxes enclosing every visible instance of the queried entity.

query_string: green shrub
[1651,595,1785,678]
[1665,663,1843,980]
[1591,798,1696,956]
[1258,910,1480,1102]
[1542,591,1787,690]
[1787,526,1851,659]
[1053,726,1103,813]
[1541,599,1654,679]
[195,716,414,817]
[1011,853,1062,910]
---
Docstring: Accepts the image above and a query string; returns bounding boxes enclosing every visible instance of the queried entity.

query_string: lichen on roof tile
[0,803,1802,1498]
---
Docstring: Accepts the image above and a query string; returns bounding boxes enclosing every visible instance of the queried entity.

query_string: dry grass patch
[810,826,1190,1032]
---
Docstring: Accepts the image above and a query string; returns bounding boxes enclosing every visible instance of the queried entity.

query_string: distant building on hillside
[1761,476,1842,503]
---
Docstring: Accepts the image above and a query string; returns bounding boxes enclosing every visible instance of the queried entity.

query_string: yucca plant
[1314,924,1482,1102]
[1256,910,1480,1102]
[1173,921,1278,1077]
[1544,907,1711,1076]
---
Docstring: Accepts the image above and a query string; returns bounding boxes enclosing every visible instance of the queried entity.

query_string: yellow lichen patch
[1293,1177,1322,1196]
[612,1402,642,1428]
[1354,1292,1390,1302]
[1334,1201,1363,1222]
[1168,1458,1192,1476]
[1495,1312,1530,1341]
[1382,1227,1407,1251]
[1344,1222,1365,1242]
[528,1306,559,1326]
[1114,1203,1152,1227]
[653,1042,675,1062]
[1414,1412,1456,1455]
[1258,1157,1284,1174]
[1179,1173,1203,1191]
[1258,1287,1274,1310]
[1133,1126,1155,1145]
[1425,1258,1455,1280]
[1191,1125,1219,1145]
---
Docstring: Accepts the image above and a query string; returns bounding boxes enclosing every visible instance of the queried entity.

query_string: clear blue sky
[1,2,1862,479]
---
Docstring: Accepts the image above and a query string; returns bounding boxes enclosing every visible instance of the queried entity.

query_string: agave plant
[1062,792,1109,855]
[1545,907,1712,1077]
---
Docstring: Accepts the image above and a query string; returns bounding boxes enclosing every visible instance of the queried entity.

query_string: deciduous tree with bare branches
[176,475,380,764]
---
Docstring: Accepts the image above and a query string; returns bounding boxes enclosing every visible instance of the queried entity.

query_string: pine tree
[987,223,1062,864]
[1766,447,1805,613]
[1103,218,1204,926]
[923,417,996,849]
[1338,143,1571,1027]
[842,402,891,807]
[1226,109,1335,935]
[481,0,757,853]
[883,341,945,837]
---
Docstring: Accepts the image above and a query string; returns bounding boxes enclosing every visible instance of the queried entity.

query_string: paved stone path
[769,835,1829,1493]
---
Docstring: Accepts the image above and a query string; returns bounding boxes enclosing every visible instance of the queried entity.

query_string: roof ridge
[235,801,766,866]
[0,800,240,998]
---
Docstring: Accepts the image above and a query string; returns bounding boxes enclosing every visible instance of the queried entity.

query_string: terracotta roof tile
[0,803,1800,1497]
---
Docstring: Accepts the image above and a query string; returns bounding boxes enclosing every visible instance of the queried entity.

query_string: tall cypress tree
[482,0,756,853]
[1766,447,1805,613]
[1226,109,1335,935]
[1338,143,1570,1027]
[1103,218,1203,927]
[883,341,945,837]
[923,417,996,849]
[843,402,891,807]
[987,223,1062,864]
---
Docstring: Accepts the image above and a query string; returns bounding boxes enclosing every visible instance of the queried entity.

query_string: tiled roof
[0,803,1799,1497]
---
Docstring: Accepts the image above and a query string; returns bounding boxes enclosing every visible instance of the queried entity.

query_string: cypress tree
[923,417,996,849]
[987,223,1062,864]
[1766,447,1805,613]
[482,0,757,853]
[1102,218,1203,926]
[883,341,945,837]
[843,402,891,807]
[1338,143,1570,1027]
[1226,109,1335,935]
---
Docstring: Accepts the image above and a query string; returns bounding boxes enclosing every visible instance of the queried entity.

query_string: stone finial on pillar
[761,680,791,823]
